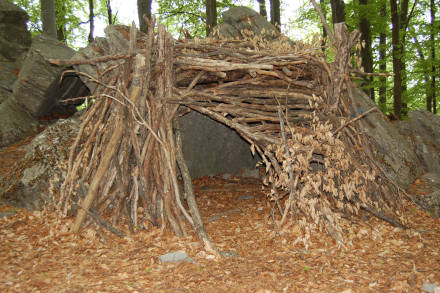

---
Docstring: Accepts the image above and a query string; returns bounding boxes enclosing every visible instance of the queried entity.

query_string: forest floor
[0,136,439,293]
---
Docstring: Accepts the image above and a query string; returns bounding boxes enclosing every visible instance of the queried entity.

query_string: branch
[309,0,335,45]
[333,107,377,134]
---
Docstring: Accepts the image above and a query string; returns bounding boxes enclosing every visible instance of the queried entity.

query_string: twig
[277,106,296,228]
[309,0,335,45]
[349,69,394,77]
[74,204,125,238]
[333,107,377,134]
[49,53,134,66]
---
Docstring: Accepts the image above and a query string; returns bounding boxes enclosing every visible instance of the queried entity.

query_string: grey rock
[352,87,423,190]
[0,98,39,147]
[220,251,238,258]
[241,167,260,179]
[397,109,440,173]
[0,0,31,62]
[420,189,440,218]
[422,283,439,293]
[0,116,80,210]
[180,110,259,178]
[73,37,112,93]
[0,61,20,104]
[12,34,75,117]
[420,173,440,189]
[210,6,280,41]
[159,251,195,264]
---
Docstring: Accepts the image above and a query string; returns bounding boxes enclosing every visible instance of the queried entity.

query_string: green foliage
[295,0,439,115]
[9,0,120,48]
[158,0,235,38]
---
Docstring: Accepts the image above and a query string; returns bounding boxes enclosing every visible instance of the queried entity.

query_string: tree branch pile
[51,20,407,251]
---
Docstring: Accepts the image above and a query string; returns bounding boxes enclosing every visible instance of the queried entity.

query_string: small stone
[159,251,195,264]
[422,283,439,293]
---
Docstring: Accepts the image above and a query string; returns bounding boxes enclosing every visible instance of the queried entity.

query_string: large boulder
[12,34,76,117]
[0,0,31,62]
[0,98,39,147]
[397,109,440,173]
[0,0,31,104]
[407,173,440,218]
[0,116,79,210]
[351,87,423,190]
[180,110,259,178]
[210,6,280,41]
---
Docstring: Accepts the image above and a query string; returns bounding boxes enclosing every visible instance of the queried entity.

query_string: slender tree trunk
[206,0,217,36]
[320,0,328,52]
[413,35,431,112]
[330,0,345,24]
[430,0,436,113]
[358,0,374,101]
[378,1,387,112]
[56,1,66,43]
[390,0,402,120]
[258,0,267,19]
[88,0,94,43]
[399,0,410,106]
[40,0,57,38]
[269,0,281,30]
[107,0,113,25]
[137,0,152,33]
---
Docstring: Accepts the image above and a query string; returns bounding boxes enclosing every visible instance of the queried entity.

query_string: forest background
[8,0,439,120]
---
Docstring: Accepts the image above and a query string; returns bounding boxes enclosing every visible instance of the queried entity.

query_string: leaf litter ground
[0,139,439,292]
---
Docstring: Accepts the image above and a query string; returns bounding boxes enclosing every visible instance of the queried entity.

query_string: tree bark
[390,0,402,120]
[358,0,374,101]
[55,1,66,43]
[429,0,436,113]
[88,0,95,43]
[107,0,113,25]
[258,0,267,19]
[40,0,57,39]
[206,0,217,36]
[269,0,281,30]
[137,0,152,33]
[378,1,387,112]
[320,0,328,52]
[330,0,346,24]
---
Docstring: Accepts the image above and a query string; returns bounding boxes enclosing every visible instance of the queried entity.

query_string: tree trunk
[88,0,94,44]
[137,0,152,33]
[40,0,57,38]
[107,0,113,25]
[56,1,66,43]
[269,0,281,30]
[390,0,402,120]
[320,0,328,52]
[378,1,387,112]
[330,0,345,24]
[413,35,431,112]
[258,0,267,19]
[429,0,436,113]
[206,0,217,36]
[358,0,374,101]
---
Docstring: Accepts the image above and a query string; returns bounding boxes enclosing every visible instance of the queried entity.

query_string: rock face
[397,109,440,173]
[13,35,76,117]
[0,98,39,147]
[352,87,424,190]
[0,1,85,147]
[210,6,280,41]
[0,116,79,210]
[0,0,31,104]
[180,110,259,178]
